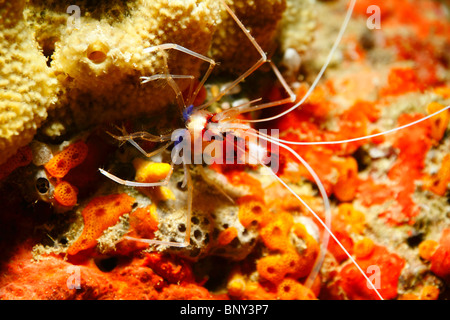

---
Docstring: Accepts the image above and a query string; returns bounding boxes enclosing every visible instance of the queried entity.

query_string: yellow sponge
[0,0,58,164]
[133,158,172,183]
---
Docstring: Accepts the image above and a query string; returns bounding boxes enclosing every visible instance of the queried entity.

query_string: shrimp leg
[197,0,296,112]
[143,43,216,107]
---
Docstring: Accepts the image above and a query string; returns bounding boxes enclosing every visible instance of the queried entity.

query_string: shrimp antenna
[243,129,384,300]
[232,129,331,294]
[142,43,217,113]
[254,105,450,146]
[196,0,296,112]
[246,0,357,123]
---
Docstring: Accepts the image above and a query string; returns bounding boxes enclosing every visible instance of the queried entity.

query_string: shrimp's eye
[182,104,195,121]
[36,177,50,194]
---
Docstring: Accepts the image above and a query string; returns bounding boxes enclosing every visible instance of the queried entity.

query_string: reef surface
[0,0,449,300]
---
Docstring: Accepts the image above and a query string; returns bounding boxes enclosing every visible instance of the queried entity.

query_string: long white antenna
[234,129,331,293]
[242,128,384,300]
[247,0,357,123]
[255,106,450,145]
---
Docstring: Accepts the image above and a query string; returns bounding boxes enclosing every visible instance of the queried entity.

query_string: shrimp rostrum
[101,0,450,300]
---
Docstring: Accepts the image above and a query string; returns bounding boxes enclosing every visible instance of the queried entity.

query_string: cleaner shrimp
[100,0,450,300]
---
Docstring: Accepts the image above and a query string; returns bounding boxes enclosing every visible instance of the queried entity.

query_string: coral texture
[67,193,135,255]
[0,0,58,164]
[44,140,88,178]
[279,0,317,53]
[25,0,221,133]
[0,0,449,302]
[209,0,287,73]
[0,146,33,180]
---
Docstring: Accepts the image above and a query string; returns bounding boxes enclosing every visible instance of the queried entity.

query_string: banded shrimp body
[100,0,450,300]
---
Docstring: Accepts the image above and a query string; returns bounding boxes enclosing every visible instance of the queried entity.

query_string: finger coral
[0,0,58,165]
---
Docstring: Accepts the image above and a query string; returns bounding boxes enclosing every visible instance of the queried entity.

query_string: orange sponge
[423,154,450,196]
[420,285,440,300]
[339,244,405,300]
[260,212,293,251]
[420,286,439,300]
[129,204,159,239]
[380,67,423,96]
[291,223,319,275]
[0,146,32,180]
[276,278,316,300]
[256,254,288,284]
[426,102,449,142]
[418,239,439,261]
[54,181,78,207]
[45,141,88,178]
[218,227,238,246]
[336,203,366,235]
[237,196,268,229]
[353,237,375,259]
[67,193,135,255]
[430,228,450,284]
[333,157,359,202]
[225,170,264,199]
[257,249,315,284]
